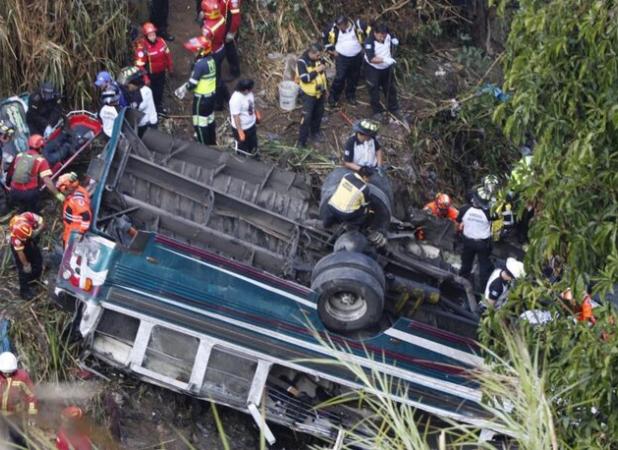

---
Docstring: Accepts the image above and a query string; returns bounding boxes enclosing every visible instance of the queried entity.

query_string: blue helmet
[95,71,113,88]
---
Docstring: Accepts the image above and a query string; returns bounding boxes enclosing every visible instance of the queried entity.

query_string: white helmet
[506,257,525,279]
[0,352,17,373]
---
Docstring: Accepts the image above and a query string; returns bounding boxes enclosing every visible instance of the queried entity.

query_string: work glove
[367,230,388,248]
[23,263,32,274]
[238,129,246,142]
[55,192,65,202]
[383,56,396,66]
[43,125,53,139]
[174,83,188,100]
[391,37,399,46]
[376,165,386,177]
[225,32,236,43]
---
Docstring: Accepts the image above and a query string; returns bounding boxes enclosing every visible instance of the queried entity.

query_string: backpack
[12,152,36,184]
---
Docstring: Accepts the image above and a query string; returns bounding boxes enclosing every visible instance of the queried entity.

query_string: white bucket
[278,81,299,111]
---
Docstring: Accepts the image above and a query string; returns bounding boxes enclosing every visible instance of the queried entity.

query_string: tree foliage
[484,1,618,448]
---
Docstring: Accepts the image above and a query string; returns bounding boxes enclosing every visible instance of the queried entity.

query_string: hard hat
[94,71,112,88]
[352,119,379,137]
[28,134,45,150]
[201,0,221,19]
[39,81,59,101]
[117,66,143,86]
[183,36,212,56]
[435,193,451,210]
[56,172,79,192]
[10,215,33,241]
[505,257,525,279]
[61,406,84,422]
[0,352,18,373]
[483,175,499,194]
[142,22,157,36]
[101,88,120,105]
[0,119,15,137]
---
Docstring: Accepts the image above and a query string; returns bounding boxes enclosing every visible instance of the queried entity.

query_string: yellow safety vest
[297,61,328,98]
[195,57,217,96]
[328,173,368,213]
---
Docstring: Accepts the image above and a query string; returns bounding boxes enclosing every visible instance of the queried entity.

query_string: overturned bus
[52,109,494,445]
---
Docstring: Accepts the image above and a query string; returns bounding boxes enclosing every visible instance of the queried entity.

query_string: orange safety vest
[62,186,92,247]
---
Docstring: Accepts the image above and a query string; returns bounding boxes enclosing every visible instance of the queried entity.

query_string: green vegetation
[0,0,129,107]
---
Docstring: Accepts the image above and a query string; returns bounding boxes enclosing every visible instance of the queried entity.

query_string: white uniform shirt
[138,86,158,127]
[229,91,256,130]
[335,26,362,57]
[366,35,393,70]
[460,206,491,240]
[99,105,118,138]
[344,136,379,167]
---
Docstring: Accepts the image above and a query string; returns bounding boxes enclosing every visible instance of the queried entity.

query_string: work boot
[372,112,386,123]
[347,96,358,106]
[20,287,35,301]
[328,98,338,109]
[311,131,325,143]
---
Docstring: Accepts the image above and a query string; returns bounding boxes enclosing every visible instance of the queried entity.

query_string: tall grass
[313,326,559,449]
[0,0,129,107]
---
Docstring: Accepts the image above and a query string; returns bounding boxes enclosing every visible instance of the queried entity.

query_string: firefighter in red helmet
[201,0,230,110]
[134,21,174,114]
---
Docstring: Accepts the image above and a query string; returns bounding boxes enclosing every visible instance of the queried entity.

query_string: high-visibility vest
[195,57,217,96]
[296,58,328,98]
[328,173,368,214]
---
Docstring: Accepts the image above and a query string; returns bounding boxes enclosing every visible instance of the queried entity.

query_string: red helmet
[183,36,212,56]
[142,22,157,36]
[201,0,221,19]
[61,406,84,422]
[28,134,45,150]
[9,216,33,241]
[435,193,451,210]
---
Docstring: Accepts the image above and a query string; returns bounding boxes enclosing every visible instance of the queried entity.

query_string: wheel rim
[324,291,368,322]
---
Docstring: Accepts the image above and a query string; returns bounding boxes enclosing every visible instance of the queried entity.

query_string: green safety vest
[195,57,217,96]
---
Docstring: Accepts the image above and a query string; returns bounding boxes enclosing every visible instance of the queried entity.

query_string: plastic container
[278,81,299,111]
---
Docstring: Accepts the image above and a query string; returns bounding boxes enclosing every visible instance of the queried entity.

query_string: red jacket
[8,149,52,191]
[202,16,227,53]
[220,0,241,34]
[0,369,38,416]
[56,428,93,450]
[134,37,173,75]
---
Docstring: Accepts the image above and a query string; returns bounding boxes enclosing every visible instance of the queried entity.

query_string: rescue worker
[56,406,93,450]
[201,0,230,110]
[229,78,261,156]
[296,43,328,148]
[483,257,525,309]
[176,37,217,145]
[99,88,121,138]
[456,195,493,289]
[323,16,369,106]
[134,22,174,114]
[343,119,382,175]
[364,23,400,119]
[118,66,158,137]
[94,71,127,108]
[424,193,458,223]
[57,172,92,248]
[0,119,16,176]
[560,288,597,325]
[150,0,174,41]
[8,212,44,299]
[8,134,64,213]
[221,0,242,79]
[322,171,370,228]
[26,81,63,137]
[0,351,38,447]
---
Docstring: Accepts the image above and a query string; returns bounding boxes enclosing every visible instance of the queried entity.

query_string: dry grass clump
[0,0,129,107]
